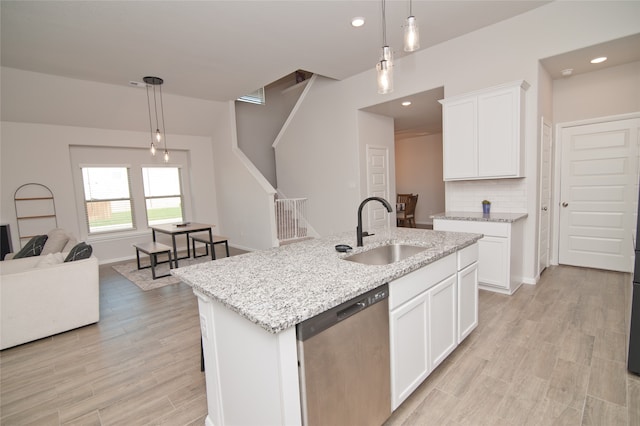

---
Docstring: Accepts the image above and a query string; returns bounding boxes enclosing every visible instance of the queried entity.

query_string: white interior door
[559,117,640,272]
[366,145,390,229]
[538,119,552,275]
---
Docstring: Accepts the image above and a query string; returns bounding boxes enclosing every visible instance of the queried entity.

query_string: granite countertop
[431,211,528,223]
[171,228,482,334]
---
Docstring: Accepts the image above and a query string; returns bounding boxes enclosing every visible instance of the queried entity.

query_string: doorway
[556,115,640,273]
[361,87,445,227]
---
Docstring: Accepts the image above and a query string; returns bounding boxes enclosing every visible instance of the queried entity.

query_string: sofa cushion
[36,252,65,267]
[41,228,72,255]
[64,242,93,262]
[13,235,48,259]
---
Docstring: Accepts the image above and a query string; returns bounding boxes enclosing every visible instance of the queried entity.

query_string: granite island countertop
[431,211,528,223]
[171,228,482,334]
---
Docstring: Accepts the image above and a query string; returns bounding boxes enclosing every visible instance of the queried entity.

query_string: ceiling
[1,0,550,101]
[2,2,638,140]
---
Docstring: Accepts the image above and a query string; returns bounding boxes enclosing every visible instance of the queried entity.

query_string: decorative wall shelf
[14,183,57,247]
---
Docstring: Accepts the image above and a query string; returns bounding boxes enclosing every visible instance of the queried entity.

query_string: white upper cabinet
[440,80,529,181]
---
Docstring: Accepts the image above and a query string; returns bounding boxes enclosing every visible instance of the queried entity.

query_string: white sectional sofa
[0,254,99,350]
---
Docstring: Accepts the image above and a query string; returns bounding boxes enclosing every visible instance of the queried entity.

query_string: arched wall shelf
[14,183,58,247]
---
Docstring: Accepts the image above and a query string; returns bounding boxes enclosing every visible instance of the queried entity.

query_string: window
[142,167,184,226]
[237,87,265,105]
[71,146,192,238]
[81,167,134,234]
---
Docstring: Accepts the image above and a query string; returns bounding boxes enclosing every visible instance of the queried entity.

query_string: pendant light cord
[152,85,160,132]
[159,84,167,152]
[382,0,387,46]
[145,85,154,142]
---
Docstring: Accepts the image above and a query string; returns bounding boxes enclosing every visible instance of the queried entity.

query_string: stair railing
[275,198,308,242]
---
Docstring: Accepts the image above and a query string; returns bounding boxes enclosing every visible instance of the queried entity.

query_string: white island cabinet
[389,244,478,410]
[440,80,529,181]
[171,229,482,426]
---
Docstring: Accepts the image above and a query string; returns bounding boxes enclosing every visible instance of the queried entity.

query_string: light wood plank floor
[1,263,638,425]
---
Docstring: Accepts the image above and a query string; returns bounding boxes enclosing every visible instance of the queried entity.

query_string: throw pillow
[36,252,65,267]
[12,235,48,259]
[41,228,71,255]
[64,242,93,262]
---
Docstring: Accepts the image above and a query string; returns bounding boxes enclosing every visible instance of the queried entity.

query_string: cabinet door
[442,97,477,180]
[478,236,509,288]
[478,86,522,178]
[458,262,478,343]
[389,292,429,410]
[428,275,457,370]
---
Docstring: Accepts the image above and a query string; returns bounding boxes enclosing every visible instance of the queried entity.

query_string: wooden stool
[133,242,173,279]
[190,235,229,260]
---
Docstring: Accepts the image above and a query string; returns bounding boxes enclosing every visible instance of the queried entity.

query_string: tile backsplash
[445,179,527,213]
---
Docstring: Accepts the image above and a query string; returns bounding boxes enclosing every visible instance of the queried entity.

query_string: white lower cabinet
[389,244,478,411]
[478,236,508,287]
[458,261,478,342]
[389,291,430,410]
[433,219,524,294]
[428,275,458,370]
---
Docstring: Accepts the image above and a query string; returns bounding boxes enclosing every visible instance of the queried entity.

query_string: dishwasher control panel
[296,283,389,341]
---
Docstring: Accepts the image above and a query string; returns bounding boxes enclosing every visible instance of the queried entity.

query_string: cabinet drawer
[457,243,478,271]
[389,254,456,310]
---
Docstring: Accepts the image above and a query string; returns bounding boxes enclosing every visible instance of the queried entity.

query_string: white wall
[235,77,303,188]
[357,110,396,231]
[553,61,640,124]
[212,103,277,251]
[0,67,277,261]
[275,75,362,236]
[395,134,445,225]
[0,122,216,262]
[274,1,640,285]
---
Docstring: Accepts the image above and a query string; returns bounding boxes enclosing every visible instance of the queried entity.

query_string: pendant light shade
[376,0,393,94]
[404,15,420,52]
[377,46,394,94]
[144,76,169,163]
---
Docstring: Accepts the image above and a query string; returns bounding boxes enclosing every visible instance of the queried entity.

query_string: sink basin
[344,244,426,266]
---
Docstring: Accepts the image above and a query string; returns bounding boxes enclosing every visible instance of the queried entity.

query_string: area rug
[112,255,211,291]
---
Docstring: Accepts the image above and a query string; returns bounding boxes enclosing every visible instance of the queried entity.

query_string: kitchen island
[172,228,481,426]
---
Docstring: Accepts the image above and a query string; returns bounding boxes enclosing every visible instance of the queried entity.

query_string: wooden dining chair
[397,194,418,227]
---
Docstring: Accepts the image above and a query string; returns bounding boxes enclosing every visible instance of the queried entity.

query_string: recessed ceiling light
[561,68,573,77]
[590,56,607,64]
[351,17,365,27]
[401,101,412,106]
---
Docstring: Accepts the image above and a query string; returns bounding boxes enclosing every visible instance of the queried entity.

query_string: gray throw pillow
[13,235,48,259]
[64,242,93,262]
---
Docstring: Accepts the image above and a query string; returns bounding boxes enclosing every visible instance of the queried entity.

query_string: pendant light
[403,0,420,52]
[376,0,393,94]
[144,76,169,163]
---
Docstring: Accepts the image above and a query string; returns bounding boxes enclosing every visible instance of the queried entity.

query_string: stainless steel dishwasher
[296,284,390,426]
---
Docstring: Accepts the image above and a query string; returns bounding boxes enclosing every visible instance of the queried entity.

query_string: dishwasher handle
[337,301,366,320]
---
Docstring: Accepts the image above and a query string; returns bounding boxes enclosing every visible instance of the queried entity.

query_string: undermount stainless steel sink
[344,244,426,266]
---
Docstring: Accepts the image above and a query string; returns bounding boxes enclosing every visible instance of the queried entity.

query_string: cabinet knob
[542,206,548,211]
[562,202,569,207]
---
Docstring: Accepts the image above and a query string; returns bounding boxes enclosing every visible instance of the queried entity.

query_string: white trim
[272,74,317,149]
[78,163,132,168]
